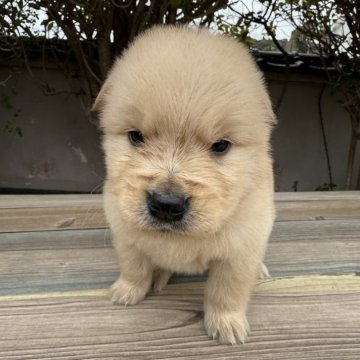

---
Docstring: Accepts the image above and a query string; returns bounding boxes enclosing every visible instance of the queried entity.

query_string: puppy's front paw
[111,278,148,306]
[204,310,250,345]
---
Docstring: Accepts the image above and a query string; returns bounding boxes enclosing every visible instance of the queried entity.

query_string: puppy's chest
[136,237,210,274]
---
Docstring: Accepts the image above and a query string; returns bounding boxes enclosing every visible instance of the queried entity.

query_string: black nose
[147,191,189,222]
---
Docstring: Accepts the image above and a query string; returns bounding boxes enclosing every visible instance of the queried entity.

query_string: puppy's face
[97,27,275,236]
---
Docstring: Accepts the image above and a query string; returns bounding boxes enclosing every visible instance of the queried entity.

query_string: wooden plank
[0,229,111,251]
[267,219,360,276]
[1,220,359,296]
[276,200,360,221]
[0,206,107,232]
[1,274,359,302]
[0,276,359,359]
[1,198,359,233]
[0,247,118,296]
[0,191,360,232]
[1,192,359,209]
[2,201,360,233]
[1,192,360,232]
[0,194,105,232]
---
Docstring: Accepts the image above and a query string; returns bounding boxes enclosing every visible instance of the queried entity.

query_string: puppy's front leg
[111,244,153,306]
[204,255,262,344]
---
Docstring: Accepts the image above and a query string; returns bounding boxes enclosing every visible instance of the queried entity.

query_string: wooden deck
[1,192,359,359]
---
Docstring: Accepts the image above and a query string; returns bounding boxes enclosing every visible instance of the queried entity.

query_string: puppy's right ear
[91,77,112,112]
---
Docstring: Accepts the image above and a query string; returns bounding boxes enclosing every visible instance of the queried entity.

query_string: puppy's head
[95,26,275,236]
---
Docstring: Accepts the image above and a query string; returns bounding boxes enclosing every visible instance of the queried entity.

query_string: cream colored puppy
[94,26,276,345]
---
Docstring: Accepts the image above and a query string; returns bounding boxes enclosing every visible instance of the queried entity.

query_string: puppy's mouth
[146,217,189,233]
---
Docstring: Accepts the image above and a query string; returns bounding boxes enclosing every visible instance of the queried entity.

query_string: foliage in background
[0,0,229,113]
[315,183,337,191]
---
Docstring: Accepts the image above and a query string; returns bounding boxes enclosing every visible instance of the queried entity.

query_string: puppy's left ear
[91,77,112,112]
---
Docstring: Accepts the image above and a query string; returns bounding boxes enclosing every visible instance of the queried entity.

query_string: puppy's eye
[210,140,231,155]
[128,130,144,146]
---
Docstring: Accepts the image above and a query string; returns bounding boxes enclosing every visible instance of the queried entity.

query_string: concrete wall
[0,66,105,192]
[268,73,360,191]
[0,67,359,192]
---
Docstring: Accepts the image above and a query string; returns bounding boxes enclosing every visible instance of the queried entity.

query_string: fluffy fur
[94,26,276,345]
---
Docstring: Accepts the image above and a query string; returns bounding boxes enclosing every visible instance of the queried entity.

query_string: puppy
[93,26,276,344]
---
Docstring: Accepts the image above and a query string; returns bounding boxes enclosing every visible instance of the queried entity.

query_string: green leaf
[47,21,54,31]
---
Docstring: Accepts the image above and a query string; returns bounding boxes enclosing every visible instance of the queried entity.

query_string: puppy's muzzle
[147,191,189,222]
